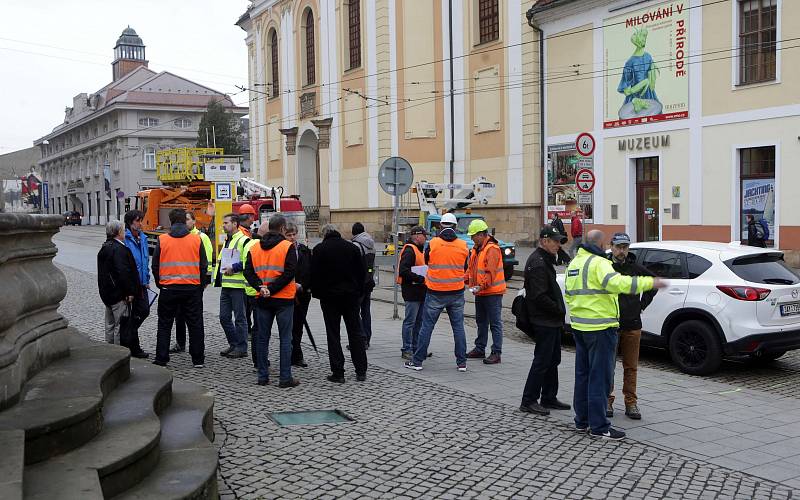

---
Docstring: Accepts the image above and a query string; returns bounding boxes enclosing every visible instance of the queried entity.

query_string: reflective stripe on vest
[159,233,201,285]
[214,231,249,288]
[425,237,468,292]
[191,227,214,274]
[467,241,506,296]
[241,239,259,297]
[250,239,296,299]
[396,243,425,284]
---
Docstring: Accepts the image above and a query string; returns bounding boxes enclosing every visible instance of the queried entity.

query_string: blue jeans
[413,292,467,366]
[474,294,503,354]
[220,288,248,353]
[573,328,618,433]
[401,300,424,354]
[255,304,294,383]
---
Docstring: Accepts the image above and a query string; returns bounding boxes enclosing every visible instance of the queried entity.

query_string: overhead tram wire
[247,0,733,95]
[241,39,800,150]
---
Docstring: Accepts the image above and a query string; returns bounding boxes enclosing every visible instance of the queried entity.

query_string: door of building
[635,157,659,242]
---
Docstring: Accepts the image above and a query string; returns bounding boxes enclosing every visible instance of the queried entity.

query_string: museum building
[529,0,800,261]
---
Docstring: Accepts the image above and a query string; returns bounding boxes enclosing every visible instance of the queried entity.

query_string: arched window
[305,9,316,85]
[270,29,280,97]
[346,1,361,69]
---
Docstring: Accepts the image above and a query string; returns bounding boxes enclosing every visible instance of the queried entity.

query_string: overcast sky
[0,0,250,154]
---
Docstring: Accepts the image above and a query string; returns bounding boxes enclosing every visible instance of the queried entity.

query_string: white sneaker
[457,364,467,372]
[193,363,205,369]
[404,361,422,371]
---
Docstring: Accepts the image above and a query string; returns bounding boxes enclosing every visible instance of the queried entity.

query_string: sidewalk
[360,298,800,489]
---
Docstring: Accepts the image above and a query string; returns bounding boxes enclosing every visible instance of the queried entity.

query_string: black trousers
[156,288,204,365]
[320,297,367,377]
[521,325,563,404]
[175,306,187,348]
[246,295,258,367]
[121,287,150,354]
[292,292,312,363]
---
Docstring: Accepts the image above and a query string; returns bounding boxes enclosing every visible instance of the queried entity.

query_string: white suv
[558,241,800,375]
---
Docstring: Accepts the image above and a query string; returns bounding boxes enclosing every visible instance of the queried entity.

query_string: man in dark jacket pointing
[606,232,656,420]
[520,226,571,416]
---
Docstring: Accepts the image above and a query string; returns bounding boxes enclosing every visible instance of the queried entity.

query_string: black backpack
[511,289,536,340]
[354,241,376,291]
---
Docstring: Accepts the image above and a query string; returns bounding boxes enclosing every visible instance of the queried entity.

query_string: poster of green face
[603,1,689,128]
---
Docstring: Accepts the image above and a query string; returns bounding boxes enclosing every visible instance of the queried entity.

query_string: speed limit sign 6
[576,132,595,157]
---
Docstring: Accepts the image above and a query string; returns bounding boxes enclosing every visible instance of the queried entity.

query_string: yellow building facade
[237,0,545,241]
[529,0,800,260]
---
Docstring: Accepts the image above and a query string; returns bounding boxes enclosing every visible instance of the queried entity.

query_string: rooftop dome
[115,26,144,47]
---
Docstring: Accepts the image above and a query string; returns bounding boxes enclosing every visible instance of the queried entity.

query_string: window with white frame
[739,146,775,244]
[268,28,280,98]
[143,146,156,170]
[138,117,159,127]
[738,0,777,85]
[173,118,192,128]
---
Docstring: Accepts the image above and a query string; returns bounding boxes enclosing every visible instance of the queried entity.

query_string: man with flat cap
[520,225,572,416]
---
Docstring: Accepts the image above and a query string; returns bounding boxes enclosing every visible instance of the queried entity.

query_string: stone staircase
[0,214,217,499]
[0,331,217,500]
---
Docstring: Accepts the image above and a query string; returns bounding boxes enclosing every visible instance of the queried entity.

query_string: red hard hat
[238,203,256,215]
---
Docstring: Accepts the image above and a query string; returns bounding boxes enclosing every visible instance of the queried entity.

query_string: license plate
[780,302,800,316]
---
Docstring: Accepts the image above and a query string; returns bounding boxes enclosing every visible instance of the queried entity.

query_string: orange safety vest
[425,237,468,292]
[249,239,296,300]
[396,243,425,284]
[158,233,202,286]
[239,226,252,238]
[467,240,506,296]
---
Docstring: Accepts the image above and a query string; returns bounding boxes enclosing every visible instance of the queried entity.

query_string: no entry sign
[576,168,595,193]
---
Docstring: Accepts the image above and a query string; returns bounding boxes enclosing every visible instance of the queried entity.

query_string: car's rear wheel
[668,320,723,375]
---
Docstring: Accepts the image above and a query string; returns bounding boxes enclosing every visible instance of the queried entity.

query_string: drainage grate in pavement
[268,410,353,426]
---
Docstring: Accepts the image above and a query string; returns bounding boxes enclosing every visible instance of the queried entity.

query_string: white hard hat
[440,213,457,225]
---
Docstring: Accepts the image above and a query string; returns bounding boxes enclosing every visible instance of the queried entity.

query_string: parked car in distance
[557,241,800,375]
[62,211,82,226]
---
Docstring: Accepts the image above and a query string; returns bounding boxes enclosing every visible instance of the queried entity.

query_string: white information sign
[205,162,241,182]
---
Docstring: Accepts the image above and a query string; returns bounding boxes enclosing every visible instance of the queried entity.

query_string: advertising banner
[546,143,594,223]
[741,178,775,241]
[603,0,689,128]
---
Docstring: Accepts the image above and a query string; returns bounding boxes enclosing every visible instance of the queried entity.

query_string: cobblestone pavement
[370,275,800,400]
[57,263,797,499]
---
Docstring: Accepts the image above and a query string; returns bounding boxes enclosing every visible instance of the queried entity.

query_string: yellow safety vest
[564,247,655,332]
[191,227,214,275]
[213,231,249,289]
[241,239,259,297]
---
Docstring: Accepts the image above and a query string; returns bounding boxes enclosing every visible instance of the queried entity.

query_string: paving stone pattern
[58,265,795,499]
[371,277,800,401]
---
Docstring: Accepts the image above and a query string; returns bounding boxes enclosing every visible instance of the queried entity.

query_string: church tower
[112,26,148,81]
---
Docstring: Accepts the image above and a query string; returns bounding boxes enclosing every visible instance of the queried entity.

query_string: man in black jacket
[520,226,571,416]
[310,224,368,383]
[607,233,656,420]
[151,209,210,368]
[97,220,140,346]
[398,226,427,359]
[286,222,313,367]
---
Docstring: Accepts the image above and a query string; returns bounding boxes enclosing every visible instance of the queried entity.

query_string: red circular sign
[575,168,595,193]
[576,132,595,157]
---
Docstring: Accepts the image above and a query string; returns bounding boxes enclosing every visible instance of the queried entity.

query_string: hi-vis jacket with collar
[213,230,250,289]
[564,246,655,332]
